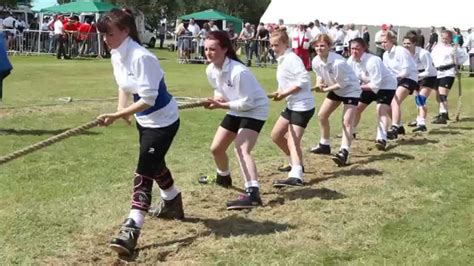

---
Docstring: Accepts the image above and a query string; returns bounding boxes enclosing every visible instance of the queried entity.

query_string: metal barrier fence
[0,29,104,57]
[175,36,277,66]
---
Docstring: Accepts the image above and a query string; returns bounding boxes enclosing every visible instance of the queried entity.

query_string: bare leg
[234,128,260,183]
[210,126,236,172]
[318,98,341,141]
[341,104,357,149]
[353,102,369,133]
[271,116,290,157]
[390,86,411,126]
[287,124,306,167]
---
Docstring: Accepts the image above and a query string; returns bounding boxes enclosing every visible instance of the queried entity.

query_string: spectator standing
[426,26,438,52]
[158,23,166,49]
[466,27,474,77]
[362,26,370,46]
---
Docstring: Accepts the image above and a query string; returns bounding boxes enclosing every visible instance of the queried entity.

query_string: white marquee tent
[260,0,474,30]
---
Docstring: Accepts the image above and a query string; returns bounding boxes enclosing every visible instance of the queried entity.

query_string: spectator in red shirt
[78,18,96,56]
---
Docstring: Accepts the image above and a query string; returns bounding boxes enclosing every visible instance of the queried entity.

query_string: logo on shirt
[127,72,134,77]
[226,80,233,87]
[148,147,155,154]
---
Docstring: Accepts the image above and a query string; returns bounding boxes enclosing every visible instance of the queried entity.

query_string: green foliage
[105,0,270,27]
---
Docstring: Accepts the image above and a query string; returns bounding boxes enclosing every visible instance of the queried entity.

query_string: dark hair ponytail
[97,8,141,45]
[206,31,243,64]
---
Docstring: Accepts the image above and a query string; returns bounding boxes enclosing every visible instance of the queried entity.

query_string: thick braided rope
[0,119,101,165]
[0,100,209,166]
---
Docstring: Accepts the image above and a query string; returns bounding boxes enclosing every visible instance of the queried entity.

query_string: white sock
[320,138,331,145]
[160,185,179,201]
[288,165,303,180]
[377,121,387,140]
[340,145,350,152]
[245,180,259,188]
[417,117,425,126]
[287,156,292,166]
[216,168,230,176]
[128,209,145,228]
[439,106,447,113]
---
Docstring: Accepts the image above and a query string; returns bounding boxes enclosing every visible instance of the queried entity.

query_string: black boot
[149,192,184,220]
[309,143,331,154]
[109,218,141,257]
[432,113,448,124]
[387,125,398,140]
[412,125,427,132]
[198,173,232,188]
[226,187,262,210]
[332,148,349,166]
[375,139,387,151]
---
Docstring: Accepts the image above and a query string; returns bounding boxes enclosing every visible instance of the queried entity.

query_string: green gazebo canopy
[40,1,118,13]
[180,9,243,33]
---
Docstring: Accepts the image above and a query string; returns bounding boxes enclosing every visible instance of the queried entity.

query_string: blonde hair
[311,33,333,47]
[270,28,289,46]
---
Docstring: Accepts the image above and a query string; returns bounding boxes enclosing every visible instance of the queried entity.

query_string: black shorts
[280,107,315,128]
[437,77,455,90]
[359,89,395,105]
[136,119,180,177]
[220,114,265,133]
[327,91,359,106]
[398,78,419,94]
[419,76,438,89]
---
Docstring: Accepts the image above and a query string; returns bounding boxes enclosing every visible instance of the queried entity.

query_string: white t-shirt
[206,58,269,121]
[431,44,469,78]
[187,23,200,37]
[382,45,418,81]
[312,52,361,98]
[347,52,397,93]
[111,37,179,128]
[413,47,437,79]
[53,20,64,35]
[276,49,315,111]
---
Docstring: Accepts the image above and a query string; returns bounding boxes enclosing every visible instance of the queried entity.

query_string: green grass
[0,50,473,264]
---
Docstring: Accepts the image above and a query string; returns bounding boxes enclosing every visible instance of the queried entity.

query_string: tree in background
[108,0,270,28]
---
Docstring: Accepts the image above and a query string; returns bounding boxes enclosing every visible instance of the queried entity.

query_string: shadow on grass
[134,215,293,261]
[428,129,462,135]
[184,215,293,237]
[0,128,99,136]
[304,166,383,186]
[352,152,415,165]
[457,117,474,122]
[446,126,474,130]
[272,187,345,202]
[396,138,439,145]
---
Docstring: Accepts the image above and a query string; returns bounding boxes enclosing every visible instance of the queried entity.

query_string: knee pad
[439,94,448,102]
[154,167,174,190]
[415,95,427,107]
[132,174,154,211]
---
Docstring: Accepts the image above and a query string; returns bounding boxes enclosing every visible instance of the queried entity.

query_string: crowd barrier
[175,36,277,66]
[0,29,104,57]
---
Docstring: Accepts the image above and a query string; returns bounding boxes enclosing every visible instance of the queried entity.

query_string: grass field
[0,50,473,264]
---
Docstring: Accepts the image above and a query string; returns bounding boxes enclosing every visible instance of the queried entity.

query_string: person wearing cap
[381,31,419,139]
[374,24,388,58]
[291,23,312,70]
[309,33,361,166]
